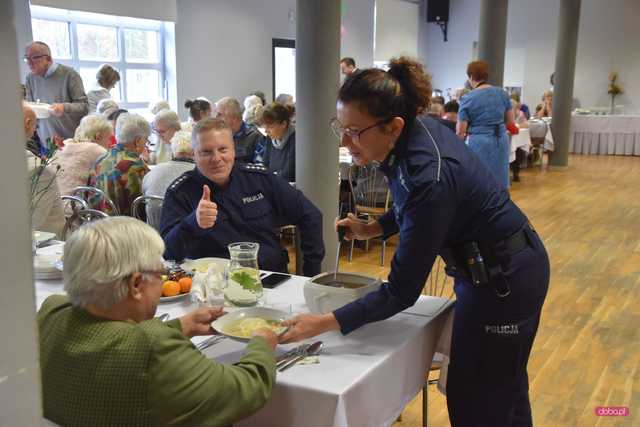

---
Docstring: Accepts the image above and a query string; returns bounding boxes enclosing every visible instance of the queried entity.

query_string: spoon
[333,225,347,283]
[278,341,324,372]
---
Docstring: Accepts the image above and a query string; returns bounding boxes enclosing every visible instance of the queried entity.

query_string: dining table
[34,252,454,427]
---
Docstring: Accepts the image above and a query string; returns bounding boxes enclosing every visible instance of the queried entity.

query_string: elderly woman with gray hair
[142,130,195,228]
[51,114,110,195]
[89,113,150,215]
[151,109,182,164]
[37,217,278,426]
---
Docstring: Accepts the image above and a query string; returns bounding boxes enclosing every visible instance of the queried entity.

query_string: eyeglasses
[141,269,165,281]
[23,54,48,63]
[330,117,392,144]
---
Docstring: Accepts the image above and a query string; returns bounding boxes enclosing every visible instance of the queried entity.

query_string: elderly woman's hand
[179,306,225,338]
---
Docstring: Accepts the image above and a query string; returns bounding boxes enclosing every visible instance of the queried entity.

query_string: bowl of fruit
[160,264,193,302]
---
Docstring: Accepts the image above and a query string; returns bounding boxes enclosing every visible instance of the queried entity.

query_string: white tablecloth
[35,273,453,427]
[510,127,531,162]
[570,114,640,155]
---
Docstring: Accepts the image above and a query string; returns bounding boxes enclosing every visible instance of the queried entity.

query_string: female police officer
[280,57,549,427]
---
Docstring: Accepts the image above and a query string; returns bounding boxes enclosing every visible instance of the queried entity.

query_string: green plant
[29,136,63,219]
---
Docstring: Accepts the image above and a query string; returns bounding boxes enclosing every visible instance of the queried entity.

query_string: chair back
[62,209,109,239]
[61,195,87,218]
[348,164,390,216]
[131,195,164,231]
[71,186,119,215]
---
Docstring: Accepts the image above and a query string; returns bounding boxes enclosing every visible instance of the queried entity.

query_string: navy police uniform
[160,163,325,277]
[333,116,549,426]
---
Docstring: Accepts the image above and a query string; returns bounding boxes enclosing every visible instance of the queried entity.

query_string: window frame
[30,6,166,111]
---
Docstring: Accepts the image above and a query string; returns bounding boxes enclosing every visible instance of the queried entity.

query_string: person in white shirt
[151,110,181,164]
[87,65,120,113]
[142,130,195,229]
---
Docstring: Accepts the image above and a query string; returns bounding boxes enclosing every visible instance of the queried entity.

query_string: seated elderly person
[151,109,182,164]
[185,97,212,123]
[536,90,553,118]
[52,114,110,195]
[216,96,265,163]
[142,130,195,228]
[161,118,324,276]
[260,102,297,182]
[38,217,277,426]
[23,103,64,238]
[89,113,149,215]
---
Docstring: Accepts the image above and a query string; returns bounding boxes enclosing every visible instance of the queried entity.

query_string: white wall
[175,0,375,119]
[419,0,640,113]
[418,0,480,94]
[175,0,296,117]
[0,1,43,425]
[375,0,419,62]
[341,0,375,69]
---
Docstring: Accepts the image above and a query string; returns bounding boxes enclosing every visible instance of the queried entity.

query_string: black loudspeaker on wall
[426,0,450,23]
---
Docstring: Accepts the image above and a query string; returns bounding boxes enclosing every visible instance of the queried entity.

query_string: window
[272,38,296,102]
[30,6,167,111]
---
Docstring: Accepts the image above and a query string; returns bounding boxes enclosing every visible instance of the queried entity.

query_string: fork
[276,343,311,368]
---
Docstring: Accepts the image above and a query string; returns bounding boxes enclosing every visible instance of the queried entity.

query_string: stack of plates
[34,243,64,280]
[26,102,51,119]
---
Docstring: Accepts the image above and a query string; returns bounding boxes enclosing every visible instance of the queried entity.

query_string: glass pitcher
[225,242,263,306]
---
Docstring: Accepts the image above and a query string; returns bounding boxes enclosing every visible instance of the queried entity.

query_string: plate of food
[160,265,194,302]
[180,257,229,274]
[212,307,289,341]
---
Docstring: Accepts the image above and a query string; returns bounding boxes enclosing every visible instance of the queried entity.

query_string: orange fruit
[162,280,180,297]
[178,277,192,293]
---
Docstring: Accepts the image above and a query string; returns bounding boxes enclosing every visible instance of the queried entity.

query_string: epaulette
[168,173,190,191]
[240,163,268,174]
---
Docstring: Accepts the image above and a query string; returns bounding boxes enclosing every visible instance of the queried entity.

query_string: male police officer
[160,117,324,276]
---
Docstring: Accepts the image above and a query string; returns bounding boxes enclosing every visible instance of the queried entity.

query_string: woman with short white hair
[51,114,109,196]
[89,113,150,215]
[142,130,195,228]
[96,98,119,118]
[151,109,182,164]
[38,216,278,426]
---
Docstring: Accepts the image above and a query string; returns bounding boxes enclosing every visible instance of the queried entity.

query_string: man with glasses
[160,117,324,277]
[24,41,88,144]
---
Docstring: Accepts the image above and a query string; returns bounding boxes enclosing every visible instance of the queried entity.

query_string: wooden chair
[347,164,390,266]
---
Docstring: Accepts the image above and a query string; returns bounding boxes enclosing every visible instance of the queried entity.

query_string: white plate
[33,231,56,246]
[26,102,51,119]
[180,257,229,274]
[159,289,192,303]
[212,307,289,341]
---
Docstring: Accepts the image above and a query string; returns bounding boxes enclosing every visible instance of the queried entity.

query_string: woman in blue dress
[457,61,514,188]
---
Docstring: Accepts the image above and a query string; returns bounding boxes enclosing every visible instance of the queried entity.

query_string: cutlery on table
[278,341,323,372]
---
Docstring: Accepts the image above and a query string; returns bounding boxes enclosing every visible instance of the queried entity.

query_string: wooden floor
[289,155,640,426]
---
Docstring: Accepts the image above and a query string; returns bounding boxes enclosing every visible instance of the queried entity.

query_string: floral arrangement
[607,73,623,114]
[29,136,64,219]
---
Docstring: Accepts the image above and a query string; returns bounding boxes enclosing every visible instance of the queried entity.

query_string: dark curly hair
[338,56,432,125]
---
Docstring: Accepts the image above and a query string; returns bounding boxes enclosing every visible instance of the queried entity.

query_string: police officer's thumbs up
[196,185,218,229]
